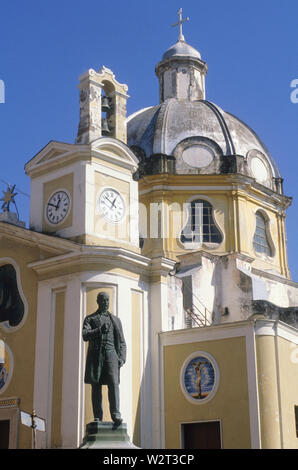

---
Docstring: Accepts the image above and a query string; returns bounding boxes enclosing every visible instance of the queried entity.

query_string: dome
[127,99,282,188]
[162,40,201,60]
[127,35,282,192]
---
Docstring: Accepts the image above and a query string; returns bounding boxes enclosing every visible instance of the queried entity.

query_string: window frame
[180,198,223,249]
[253,210,274,258]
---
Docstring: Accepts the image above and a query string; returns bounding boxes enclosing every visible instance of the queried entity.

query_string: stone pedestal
[0,211,26,228]
[81,421,139,449]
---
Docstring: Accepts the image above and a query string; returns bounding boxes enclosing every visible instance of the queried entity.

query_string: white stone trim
[160,322,253,347]
[159,332,165,449]
[245,327,261,449]
[139,185,234,196]
[33,281,54,448]
[254,319,298,344]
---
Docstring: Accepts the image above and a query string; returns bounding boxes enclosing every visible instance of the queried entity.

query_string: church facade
[0,18,298,449]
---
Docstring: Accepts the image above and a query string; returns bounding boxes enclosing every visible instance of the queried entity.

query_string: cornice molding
[25,137,139,178]
[27,248,177,282]
[0,222,79,254]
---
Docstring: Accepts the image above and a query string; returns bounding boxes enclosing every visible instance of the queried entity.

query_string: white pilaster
[150,279,169,448]
[33,281,55,449]
[60,276,83,448]
[117,279,133,437]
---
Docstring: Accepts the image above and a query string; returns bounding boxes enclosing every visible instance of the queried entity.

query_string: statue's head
[96,292,110,313]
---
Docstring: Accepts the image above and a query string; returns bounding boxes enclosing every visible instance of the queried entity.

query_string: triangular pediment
[24,141,88,176]
[25,138,139,177]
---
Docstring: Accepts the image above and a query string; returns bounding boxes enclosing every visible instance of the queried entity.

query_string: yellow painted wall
[256,335,298,449]
[139,174,288,276]
[0,237,39,448]
[255,335,281,448]
[277,337,298,448]
[163,336,251,449]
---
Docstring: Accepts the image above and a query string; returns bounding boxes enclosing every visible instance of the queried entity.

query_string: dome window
[253,212,273,257]
[180,200,222,245]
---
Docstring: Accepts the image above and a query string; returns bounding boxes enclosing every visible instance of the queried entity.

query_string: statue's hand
[92,315,101,329]
[118,359,124,368]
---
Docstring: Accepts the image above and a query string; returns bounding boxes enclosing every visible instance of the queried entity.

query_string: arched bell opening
[101,80,115,137]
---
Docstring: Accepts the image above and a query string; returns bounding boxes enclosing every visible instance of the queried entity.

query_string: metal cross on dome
[172,8,189,42]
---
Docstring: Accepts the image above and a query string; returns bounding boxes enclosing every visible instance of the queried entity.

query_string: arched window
[180,200,222,245]
[253,212,272,256]
[0,264,24,327]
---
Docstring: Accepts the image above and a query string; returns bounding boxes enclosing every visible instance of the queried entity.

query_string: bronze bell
[101,117,111,135]
[101,96,111,113]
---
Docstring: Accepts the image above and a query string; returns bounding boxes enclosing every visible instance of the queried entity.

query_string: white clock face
[98,188,125,223]
[46,190,71,225]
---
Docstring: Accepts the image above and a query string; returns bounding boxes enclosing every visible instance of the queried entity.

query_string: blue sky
[0,0,297,280]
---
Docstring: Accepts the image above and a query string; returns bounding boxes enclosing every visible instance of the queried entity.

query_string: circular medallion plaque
[180,351,219,404]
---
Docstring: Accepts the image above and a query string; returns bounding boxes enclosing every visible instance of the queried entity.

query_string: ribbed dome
[128,35,282,191]
[127,98,281,184]
[162,40,201,60]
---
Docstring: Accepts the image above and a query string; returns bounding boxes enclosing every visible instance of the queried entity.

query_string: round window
[182,145,214,168]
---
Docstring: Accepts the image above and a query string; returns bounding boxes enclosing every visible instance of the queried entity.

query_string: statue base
[81,421,139,449]
[0,211,26,228]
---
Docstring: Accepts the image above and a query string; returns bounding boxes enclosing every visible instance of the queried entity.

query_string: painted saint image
[0,340,11,391]
[193,360,208,399]
[0,364,8,389]
[183,355,215,400]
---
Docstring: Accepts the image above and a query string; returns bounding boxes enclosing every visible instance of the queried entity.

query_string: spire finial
[172,8,189,42]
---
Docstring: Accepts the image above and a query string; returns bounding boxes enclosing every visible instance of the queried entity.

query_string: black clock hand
[111,197,118,208]
[104,195,115,208]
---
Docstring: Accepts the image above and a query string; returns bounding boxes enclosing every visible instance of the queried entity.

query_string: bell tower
[25,66,139,250]
[76,66,129,144]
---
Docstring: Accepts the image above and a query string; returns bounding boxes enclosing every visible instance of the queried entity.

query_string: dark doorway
[0,420,10,449]
[182,421,221,449]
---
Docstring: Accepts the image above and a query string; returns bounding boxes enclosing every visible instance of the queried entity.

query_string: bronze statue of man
[82,292,126,425]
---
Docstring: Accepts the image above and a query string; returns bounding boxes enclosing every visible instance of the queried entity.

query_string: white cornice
[28,246,151,276]
[25,137,139,177]
[27,248,178,281]
[160,319,255,346]
[254,318,298,344]
[0,221,80,254]
[160,318,298,346]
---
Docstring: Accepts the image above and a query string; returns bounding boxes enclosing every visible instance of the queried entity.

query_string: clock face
[46,190,71,225]
[98,188,125,222]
